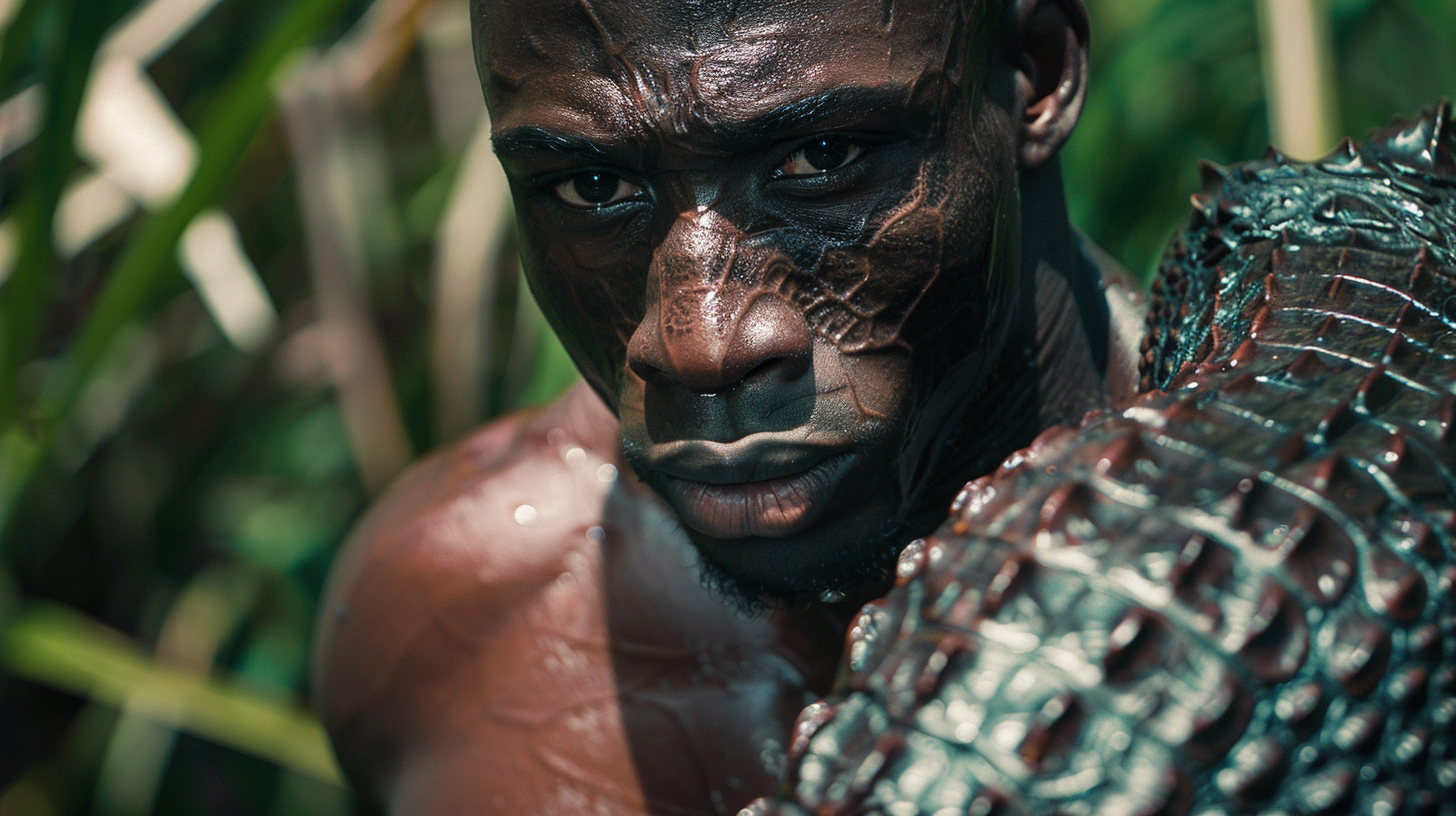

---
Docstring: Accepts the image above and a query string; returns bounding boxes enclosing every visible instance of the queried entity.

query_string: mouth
[645,442,856,539]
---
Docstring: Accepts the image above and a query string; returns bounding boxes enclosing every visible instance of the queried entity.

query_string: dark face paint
[476,0,1026,604]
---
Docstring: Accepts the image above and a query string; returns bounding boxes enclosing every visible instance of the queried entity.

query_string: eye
[777,138,865,177]
[554,171,643,208]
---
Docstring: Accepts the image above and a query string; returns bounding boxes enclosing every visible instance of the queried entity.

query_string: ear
[1009,0,1089,169]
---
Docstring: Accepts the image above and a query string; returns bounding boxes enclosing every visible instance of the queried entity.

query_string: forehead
[476,0,967,143]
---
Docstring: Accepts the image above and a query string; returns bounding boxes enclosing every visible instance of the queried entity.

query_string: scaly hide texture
[749,101,1456,815]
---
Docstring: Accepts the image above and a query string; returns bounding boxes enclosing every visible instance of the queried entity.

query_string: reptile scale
[751,102,1456,815]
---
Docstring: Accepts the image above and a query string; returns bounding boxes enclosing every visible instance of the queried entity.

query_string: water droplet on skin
[565,447,586,464]
[514,504,537,524]
[597,463,617,482]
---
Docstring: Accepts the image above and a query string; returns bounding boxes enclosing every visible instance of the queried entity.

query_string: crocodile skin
[749,101,1456,816]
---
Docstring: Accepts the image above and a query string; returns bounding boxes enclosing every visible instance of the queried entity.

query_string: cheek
[517,212,653,399]
[832,351,913,424]
[800,184,950,354]
[772,151,1002,360]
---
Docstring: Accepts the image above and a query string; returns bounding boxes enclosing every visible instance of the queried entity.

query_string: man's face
[477,0,1021,603]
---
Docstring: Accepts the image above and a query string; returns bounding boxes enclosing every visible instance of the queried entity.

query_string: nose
[629,293,813,393]
[627,214,812,394]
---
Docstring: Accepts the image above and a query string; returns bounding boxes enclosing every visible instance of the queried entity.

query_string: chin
[683,511,906,613]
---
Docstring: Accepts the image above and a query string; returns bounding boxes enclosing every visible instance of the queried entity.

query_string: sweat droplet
[514,505,537,524]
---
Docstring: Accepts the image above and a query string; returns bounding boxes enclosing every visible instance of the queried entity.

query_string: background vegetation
[0,0,1450,813]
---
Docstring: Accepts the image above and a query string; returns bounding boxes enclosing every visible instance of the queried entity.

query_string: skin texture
[315,385,846,814]
[475,0,1130,605]
[314,0,1144,812]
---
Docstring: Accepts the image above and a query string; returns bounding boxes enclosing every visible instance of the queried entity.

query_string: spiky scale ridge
[755,103,1456,815]
[1148,102,1456,396]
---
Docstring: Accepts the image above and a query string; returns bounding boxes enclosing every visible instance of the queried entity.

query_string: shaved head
[474,0,1000,107]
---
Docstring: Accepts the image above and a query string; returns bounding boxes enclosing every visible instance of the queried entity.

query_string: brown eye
[778,138,864,177]
[554,172,642,208]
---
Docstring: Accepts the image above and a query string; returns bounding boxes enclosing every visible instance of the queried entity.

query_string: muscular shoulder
[312,384,624,793]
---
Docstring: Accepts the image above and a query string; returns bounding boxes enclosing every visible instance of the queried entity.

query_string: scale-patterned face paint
[478,0,1028,599]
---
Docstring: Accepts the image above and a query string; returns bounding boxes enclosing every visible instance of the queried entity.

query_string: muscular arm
[314,386,837,815]
[758,104,1456,814]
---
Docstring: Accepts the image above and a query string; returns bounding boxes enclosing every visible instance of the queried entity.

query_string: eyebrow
[713,85,930,145]
[491,128,612,161]
[491,84,931,164]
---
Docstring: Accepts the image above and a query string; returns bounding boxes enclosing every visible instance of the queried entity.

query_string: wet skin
[316,0,1145,812]
[314,386,846,814]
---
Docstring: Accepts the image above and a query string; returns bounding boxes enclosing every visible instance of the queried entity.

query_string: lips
[643,440,856,539]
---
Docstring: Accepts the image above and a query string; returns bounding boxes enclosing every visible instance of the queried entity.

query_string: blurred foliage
[0,0,1449,813]
[0,0,576,812]
[1066,0,1455,279]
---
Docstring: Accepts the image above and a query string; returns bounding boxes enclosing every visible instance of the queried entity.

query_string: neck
[1017,157,1118,426]
[805,162,1144,621]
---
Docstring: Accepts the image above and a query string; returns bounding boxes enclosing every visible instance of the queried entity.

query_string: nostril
[628,292,813,394]
[725,294,812,387]
[627,301,677,387]
[629,356,675,387]
[740,353,810,385]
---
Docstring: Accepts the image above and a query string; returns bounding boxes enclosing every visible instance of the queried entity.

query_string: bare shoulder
[314,383,840,814]
[311,384,626,801]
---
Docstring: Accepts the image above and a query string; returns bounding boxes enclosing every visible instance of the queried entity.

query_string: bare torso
[314,384,846,815]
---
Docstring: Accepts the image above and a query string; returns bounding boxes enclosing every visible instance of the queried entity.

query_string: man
[312,0,1145,812]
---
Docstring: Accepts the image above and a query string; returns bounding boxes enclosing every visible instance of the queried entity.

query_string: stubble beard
[689,515,909,617]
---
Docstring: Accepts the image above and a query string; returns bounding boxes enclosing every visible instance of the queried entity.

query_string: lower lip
[660,453,855,540]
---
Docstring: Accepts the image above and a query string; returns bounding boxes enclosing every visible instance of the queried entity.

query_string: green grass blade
[0,0,49,94]
[48,0,352,413]
[0,0,118,424]
[0,0,353,542]
[1,603,343,784]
